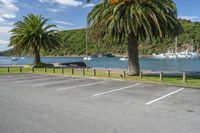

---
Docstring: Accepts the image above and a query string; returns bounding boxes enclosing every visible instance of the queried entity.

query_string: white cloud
[47,8,61,12]
[56,25,66,31]
[38,0,83,7]
[0,0,18,51]
[1,14,16,19]
[0,26,13,51]
[82,3,95,8]
[0,26,12,40]
[56,25,86,31]
[0,39,9,51]
[179,16,200,22]
[47,7,68,13]
[0,21,14,27]
[53,20,74,26]
[0,39,9,45]
[56,25,76,31]
[0,0,19,22]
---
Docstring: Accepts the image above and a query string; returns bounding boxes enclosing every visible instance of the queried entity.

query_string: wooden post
[140,71,143,79]
[62,68,64,74]
[7,67,10,73]
[123,70,126,78]
[160,72,163,81]
[53,67,55,73]
[183,72,186,83]
[82,68,85,76]
[71,68,74,75]
[20,67,22,73]
[44,67,47,73]
[107,69,110,77]
[93,69,96,76]
[32,67,34,73]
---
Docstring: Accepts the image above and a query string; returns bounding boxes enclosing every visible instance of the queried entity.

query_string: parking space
[0,74,50,81]
[0,73,199,133]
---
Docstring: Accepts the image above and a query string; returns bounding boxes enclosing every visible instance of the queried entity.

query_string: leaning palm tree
[88,0,183,75]
[10,14,61,64]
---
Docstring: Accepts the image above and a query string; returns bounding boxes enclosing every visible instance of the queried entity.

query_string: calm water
[1,56,200,72]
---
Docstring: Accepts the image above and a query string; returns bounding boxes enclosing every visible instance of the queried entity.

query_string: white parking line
[0,75,48,81]
[93,83,142,97]
[32,78,83,87]
[14,76,66,83]
[145,88,185,105]
[0,74,33,79]
[57,80,110,91]
[0,74,31,78]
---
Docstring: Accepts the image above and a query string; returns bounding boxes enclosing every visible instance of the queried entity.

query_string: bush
[32,62,54,68]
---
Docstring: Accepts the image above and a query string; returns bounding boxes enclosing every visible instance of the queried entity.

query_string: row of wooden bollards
[31,67,188,83]
[82,69,114,77]
[31,67,127,77]
[5,67,23,73]
[139,71,187,83]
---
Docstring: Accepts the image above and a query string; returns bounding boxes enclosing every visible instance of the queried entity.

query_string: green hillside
[53,19,200,56]
[3,19,200,56]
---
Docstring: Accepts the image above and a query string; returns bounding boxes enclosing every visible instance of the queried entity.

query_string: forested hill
[50,19,200,56]
[3,19,200,56]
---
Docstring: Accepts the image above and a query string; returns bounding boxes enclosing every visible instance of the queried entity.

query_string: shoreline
[0,54,153,58]
[1,56,200,73]
[0,64,200,75]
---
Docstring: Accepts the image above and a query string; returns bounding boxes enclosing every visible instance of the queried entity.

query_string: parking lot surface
[0,73,199,133]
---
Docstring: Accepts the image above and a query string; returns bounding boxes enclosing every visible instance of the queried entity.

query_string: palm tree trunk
[34,49,41,64]
[127,33,140,76]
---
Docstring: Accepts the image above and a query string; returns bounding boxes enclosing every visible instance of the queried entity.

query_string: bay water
[0,56,200,72]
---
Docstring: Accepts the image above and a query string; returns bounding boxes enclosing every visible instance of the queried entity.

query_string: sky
[0,0,199,51]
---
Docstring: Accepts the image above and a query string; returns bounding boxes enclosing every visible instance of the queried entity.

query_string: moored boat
[11,57,18,61]
[119,57,128,61]
[83,56,92,60]
[59,61,87,68]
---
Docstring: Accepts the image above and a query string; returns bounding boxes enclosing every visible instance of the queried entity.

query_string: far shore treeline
[1,19,200,56]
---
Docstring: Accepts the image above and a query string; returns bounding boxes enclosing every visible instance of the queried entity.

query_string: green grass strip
[0,67,199,88]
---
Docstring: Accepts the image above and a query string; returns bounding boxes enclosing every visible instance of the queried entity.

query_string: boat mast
[85,16,88,67]
[175,37,178,54]
[191,39,194,52]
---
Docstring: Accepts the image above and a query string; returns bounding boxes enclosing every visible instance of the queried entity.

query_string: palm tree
[10,14,61,64]
[88,0,183,75]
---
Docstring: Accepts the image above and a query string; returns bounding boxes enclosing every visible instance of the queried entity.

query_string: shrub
[32,62,54,68]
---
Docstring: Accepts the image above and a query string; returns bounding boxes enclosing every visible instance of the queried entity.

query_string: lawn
[0,67,199,88]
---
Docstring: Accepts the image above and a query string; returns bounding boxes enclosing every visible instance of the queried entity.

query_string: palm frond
[9,14,61,56]
[88,0,183,43]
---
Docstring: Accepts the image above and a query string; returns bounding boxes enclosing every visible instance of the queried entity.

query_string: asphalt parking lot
[0,73,199,133]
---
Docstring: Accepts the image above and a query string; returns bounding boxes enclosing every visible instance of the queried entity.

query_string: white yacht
[11,57,18,61]
[153,50,198,59]
[83,56,92,61]
[152,38,199,59]
[119,57,128,61]
[165,50,177,59]
[152,53,166,59]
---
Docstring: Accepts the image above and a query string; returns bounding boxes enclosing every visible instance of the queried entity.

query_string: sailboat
[11,57,18,61]
[119,56,128,61]
[152,38,199,59]
[83,56,92,61]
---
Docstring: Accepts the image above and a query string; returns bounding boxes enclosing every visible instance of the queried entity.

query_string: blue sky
[0,0,199,51]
